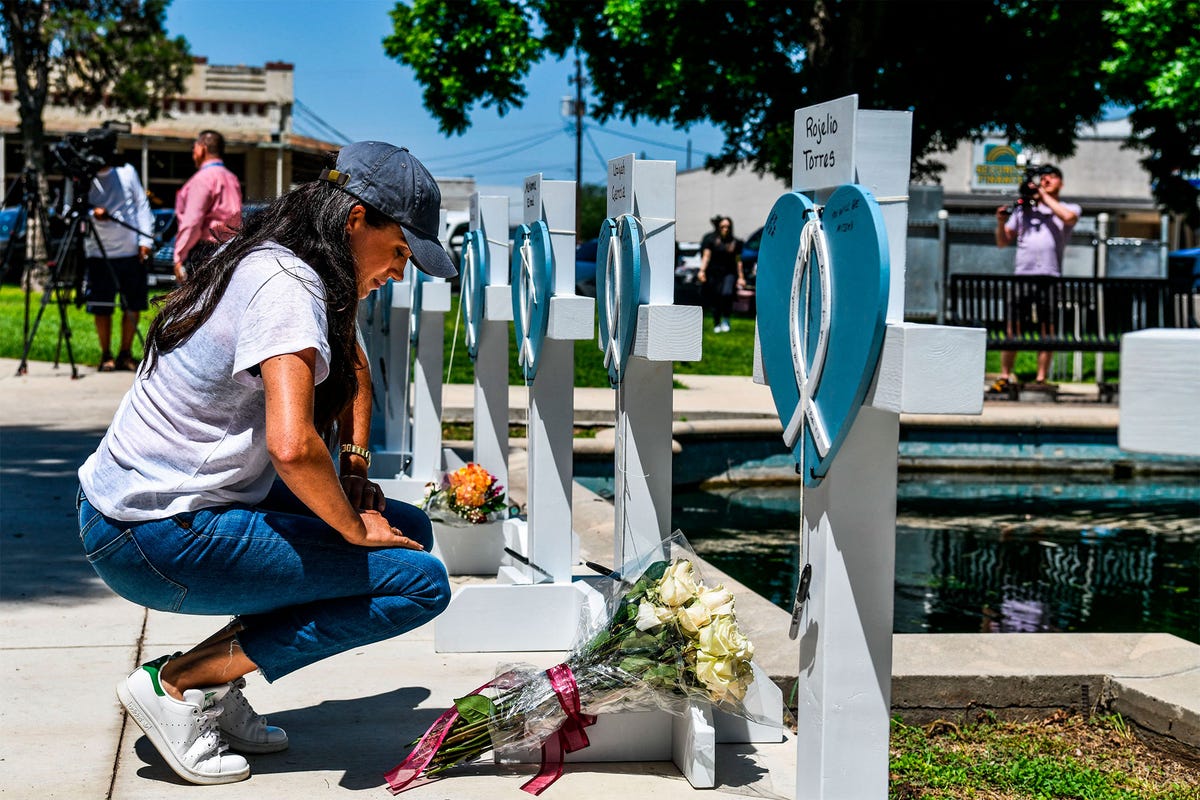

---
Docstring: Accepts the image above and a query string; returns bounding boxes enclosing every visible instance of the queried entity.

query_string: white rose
[696,652,754,704]
[676,601,711,635]
[699,616,754,661]
[635,600,673,631]
[657,560,699,608]
[696,585,734,617]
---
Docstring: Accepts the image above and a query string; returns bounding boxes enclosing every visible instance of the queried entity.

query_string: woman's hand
[342,474,387,512]
[351,510,424,549]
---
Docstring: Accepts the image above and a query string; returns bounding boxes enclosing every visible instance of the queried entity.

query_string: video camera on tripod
[50,125,121,183]
[10,120,153,378]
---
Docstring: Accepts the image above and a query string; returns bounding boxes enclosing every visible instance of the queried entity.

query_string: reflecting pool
[665,474,1200,644]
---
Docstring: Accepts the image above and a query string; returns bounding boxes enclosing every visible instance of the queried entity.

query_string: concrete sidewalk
[2,358,1196,798]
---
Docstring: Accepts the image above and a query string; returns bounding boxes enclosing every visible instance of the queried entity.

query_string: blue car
[574,238,599,297]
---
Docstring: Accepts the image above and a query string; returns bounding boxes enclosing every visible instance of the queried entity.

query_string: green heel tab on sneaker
[141,663,167,697]
[139,652,182,697]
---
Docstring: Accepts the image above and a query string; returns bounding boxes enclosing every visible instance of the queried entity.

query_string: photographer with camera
[82,129,154,372]
[993,164,1081,387]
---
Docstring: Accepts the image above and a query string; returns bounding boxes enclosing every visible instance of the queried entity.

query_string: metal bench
[948,274,1198,352]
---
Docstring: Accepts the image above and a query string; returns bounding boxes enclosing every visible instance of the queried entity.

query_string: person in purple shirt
[173,130,243,284]
[994,164,1081,385]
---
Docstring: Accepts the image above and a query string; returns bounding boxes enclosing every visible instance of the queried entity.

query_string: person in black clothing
[698,216,744,333]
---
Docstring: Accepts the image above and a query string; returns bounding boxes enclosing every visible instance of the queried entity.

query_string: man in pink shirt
[173,130,242,283]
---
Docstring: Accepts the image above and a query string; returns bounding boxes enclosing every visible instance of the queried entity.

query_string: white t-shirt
[84,163,155,259]
[79,243,332,521]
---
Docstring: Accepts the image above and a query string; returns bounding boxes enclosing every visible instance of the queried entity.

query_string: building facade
[0,57,338,210]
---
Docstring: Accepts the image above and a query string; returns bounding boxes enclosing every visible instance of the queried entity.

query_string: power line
[589,124,714,158]
[444,129,566,171]
[293,99,353,144]
[417,126,565,165]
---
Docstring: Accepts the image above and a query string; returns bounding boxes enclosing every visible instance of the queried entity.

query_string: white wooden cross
[754,97,986,799]
[428,194,515,576]
[601,154,702,567]
[434,176,601,653]
[362,240,452,505]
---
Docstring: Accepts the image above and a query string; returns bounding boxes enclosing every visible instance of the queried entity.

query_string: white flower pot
[429,518,506,575]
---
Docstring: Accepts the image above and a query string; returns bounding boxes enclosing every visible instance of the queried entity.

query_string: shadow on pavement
[1,423,113,604]
[130,687,438,790]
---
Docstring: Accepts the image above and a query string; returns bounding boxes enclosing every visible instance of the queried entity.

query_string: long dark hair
[144,180,391,433]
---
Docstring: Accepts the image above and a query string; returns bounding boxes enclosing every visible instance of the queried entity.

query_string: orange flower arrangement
[423,463,507,524]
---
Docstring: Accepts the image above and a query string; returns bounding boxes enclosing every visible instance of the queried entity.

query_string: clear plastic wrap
[386,531,764,795]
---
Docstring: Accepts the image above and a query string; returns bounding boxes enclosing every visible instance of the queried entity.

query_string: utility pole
[572,49,584,236]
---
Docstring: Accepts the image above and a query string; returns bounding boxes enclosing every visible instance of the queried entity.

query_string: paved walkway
[2,359,1196,798]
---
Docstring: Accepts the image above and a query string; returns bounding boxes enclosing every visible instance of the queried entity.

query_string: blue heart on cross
[408,270,430,347]
[756,184,890,486]
[510,220,552,384]
[595,215,643,388]
[459,229,486,360]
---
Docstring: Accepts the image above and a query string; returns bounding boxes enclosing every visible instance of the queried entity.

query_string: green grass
[984,350,1120,384]
[2,285,758,384]
[0,284,166,367]
[889,714,1197,799]
[5,283,1119,387]
[441,293,756,388]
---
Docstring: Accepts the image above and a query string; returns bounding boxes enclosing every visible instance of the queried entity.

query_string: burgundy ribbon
[384,664,595,796]
[520,663,597,795]
[384,675,502,794]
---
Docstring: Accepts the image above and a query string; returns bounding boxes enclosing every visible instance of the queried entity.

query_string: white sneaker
[219,677,289,753]
[721,321,731,332]
[117,660,250,784]
[713,324,723,334]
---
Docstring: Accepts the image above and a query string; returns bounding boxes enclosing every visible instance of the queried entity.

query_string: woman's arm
[260,349,419,548]
[336,341,386,512]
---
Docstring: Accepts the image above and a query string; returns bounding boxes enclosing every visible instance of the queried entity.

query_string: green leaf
[453,694,496,726]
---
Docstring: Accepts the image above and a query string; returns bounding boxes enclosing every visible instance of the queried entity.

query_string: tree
[1,0,191,178]
[383,0,1113,182]
[1102,0,1200,242]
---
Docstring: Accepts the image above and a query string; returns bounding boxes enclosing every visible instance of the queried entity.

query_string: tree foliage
[0,0,192,175]
[383,0,1114,182]
[1102,0,1200,224]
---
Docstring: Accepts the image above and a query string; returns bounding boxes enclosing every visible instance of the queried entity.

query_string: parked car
[0,206,24,283]
[673,240,703,306]
[146,209,178,287]
[0,205,72,285]
[574,237,599,296]
[742,226,762,285]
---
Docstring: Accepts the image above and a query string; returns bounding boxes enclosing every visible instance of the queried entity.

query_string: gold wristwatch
[339,444,372,469]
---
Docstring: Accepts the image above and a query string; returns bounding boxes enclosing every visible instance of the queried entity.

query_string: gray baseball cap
[321,141,457,279]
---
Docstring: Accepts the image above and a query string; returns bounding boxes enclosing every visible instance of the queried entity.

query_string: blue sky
[164,0,726,189]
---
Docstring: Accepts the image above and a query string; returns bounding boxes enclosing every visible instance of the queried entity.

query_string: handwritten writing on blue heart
[756,185,890,486]
[510,221,552,384]
[595,216,643,388]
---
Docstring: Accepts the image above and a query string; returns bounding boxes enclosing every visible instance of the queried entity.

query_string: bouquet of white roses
[385,550,758,795]
[422,462,507,525]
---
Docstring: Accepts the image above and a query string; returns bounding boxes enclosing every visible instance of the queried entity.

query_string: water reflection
[669,475,1200,644]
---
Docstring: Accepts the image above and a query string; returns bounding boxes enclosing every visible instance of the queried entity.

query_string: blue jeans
[77,481,451,681]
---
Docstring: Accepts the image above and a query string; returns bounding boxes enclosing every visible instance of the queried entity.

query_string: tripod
[11,169,148,378]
